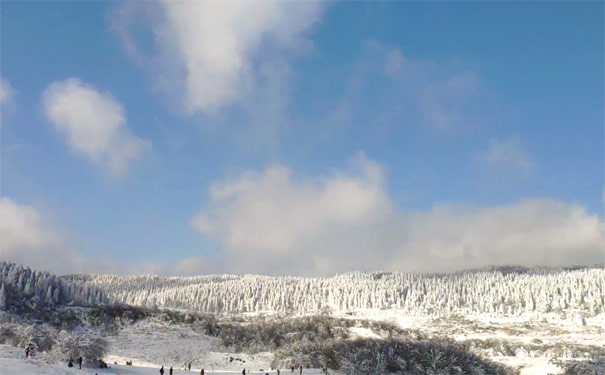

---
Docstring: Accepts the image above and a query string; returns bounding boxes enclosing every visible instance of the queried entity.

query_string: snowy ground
[103,318,274,371]
[0,345,319,375]
[3,310,604,375]
[340,309,605,375]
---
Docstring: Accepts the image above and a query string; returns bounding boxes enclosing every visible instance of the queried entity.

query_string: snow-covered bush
[47,330,107,364]
[0,323,57,353]
[559,359,605,375]
[275,338,517,375]
[340,340,387,375]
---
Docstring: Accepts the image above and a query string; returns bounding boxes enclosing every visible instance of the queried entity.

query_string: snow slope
[0,344,320,375]
[104,318,274,372]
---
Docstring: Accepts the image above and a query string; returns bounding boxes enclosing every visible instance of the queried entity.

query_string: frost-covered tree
[2,261,604,319]
[0,262,107,308]
[48,330,108,364]
[66,266,605,318]
[0,283,7,310]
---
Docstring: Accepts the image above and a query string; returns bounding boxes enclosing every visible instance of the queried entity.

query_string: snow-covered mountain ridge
[77,266,605,317]
[5,262,602,318]
[2,262,604,317]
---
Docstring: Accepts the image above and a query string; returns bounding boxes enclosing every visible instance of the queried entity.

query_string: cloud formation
[192,154,604,276]
[483,137,535,175]
[0,77,14,126]
[42,78,150,175]
[114,1,323,115]
[320,42,485,136]
[0,197,168,276]
[0,78,12,104]
[0,197,94,274]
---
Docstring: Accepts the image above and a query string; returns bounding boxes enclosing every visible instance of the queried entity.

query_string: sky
[0,1,603,277]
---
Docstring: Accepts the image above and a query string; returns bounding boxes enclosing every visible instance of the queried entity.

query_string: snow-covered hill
[2,261,603,318]
[69,266,604,318]
[2,262,604,375]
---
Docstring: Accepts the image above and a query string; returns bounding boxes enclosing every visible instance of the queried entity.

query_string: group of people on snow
[155,365,302,375]
[65,355,108,370]
[24,345,34,359]
[66,356,84,369]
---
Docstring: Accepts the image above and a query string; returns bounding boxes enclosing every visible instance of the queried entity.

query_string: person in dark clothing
[277,369,280,375]
[299,365,303,375]
[201,369,205,375]
[68,359,74,368]
[188,363,192,371]
[242,369,246,375]
[170,366,174,375]
[78,356,83,369]
[160,366,165,375]
[25,347,29,359]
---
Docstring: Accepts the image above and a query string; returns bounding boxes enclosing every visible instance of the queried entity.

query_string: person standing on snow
[160,366,165,375]
[201,369,205,375]
[78,356,83,369]
[170,366,174,375]
[299,365,303,375]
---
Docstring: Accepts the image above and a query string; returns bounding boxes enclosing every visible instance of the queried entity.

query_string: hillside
[1,262,604,375]
[59,265,605,318]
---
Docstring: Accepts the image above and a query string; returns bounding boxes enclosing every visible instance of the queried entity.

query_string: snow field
[0,344,323,375]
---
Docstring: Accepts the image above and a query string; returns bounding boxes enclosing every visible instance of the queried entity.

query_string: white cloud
[320,42,485,137]
[42,78,150,175]
[0,197,221,276]
[382,45,480,130]
[0,197,177,276]
[0,77,14,126]
[0,78,12,104]
[484,137,535,175]
[399,200,603,273]
[419,72,479,131]
[114,1,323,115]
[192,153,388,259]
[192,154,604,276]
[0,197,95,274]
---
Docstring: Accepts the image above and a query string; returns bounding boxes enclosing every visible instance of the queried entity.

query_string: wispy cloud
[112,1,323,116]
[0,197,197,276]
[419,72,479,131]
[0,78,12,104]
[42,78,150,175]
[318,41,485,138]
[483,137,535,175]
[0,197,101,275]
[0,77,15,126]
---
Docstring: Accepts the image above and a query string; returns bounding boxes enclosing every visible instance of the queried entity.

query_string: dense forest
[1,261,603,318]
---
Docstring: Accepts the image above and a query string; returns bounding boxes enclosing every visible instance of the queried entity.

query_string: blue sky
[1,1,603,276]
